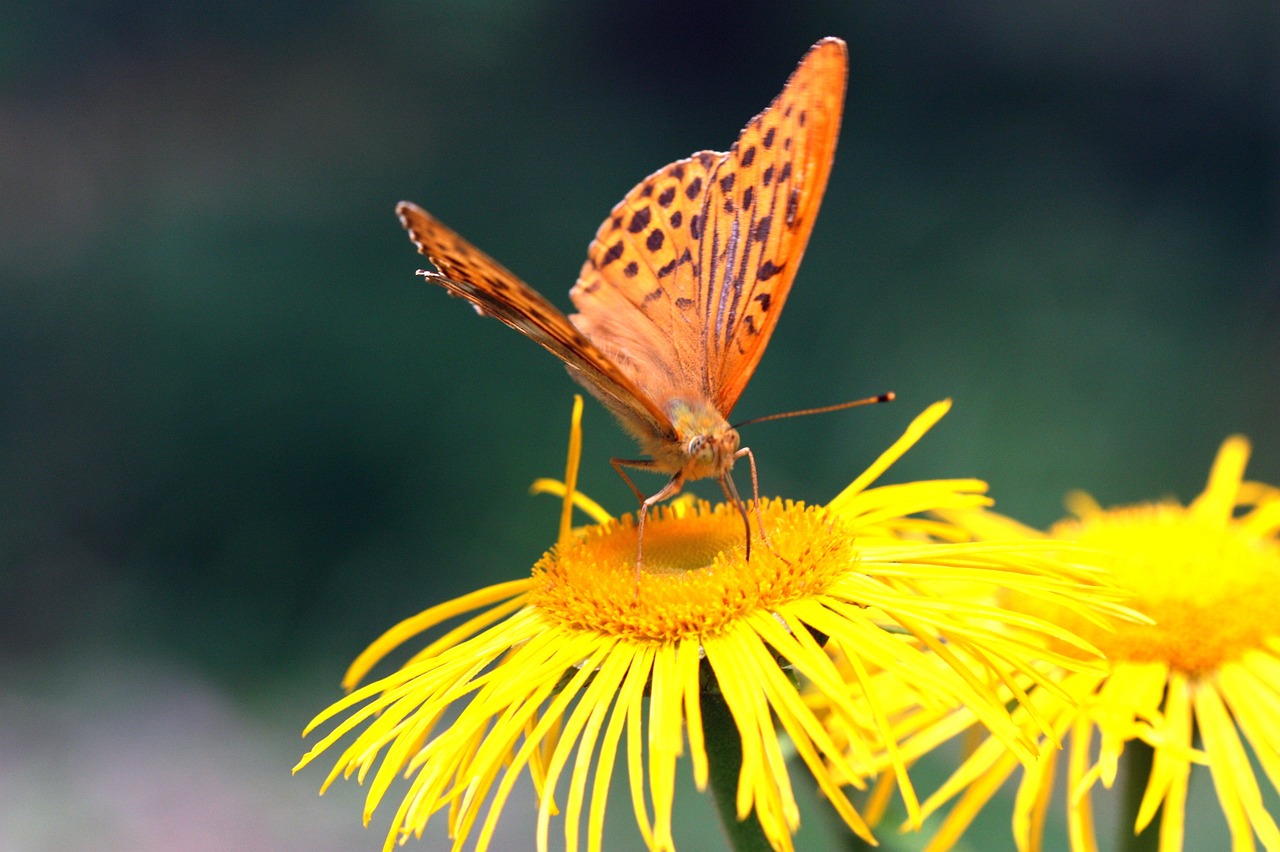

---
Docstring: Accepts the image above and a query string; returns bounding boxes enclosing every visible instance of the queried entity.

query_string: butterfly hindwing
[570,152,721,407]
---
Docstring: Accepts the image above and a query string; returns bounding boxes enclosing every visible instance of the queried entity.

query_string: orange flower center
[529,499,858,643]
[1015,504,1280,675]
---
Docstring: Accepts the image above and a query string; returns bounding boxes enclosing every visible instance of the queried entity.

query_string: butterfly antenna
[731,392,895,430]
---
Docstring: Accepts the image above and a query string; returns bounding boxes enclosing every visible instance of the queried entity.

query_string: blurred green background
[2,1,1275,849]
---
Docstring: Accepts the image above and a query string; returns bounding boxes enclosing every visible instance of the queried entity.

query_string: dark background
[2,2,1276,849]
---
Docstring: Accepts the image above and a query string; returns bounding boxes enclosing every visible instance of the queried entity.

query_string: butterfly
[398,37,869,569]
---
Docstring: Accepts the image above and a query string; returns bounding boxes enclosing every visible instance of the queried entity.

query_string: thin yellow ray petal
[863,769,897,828]
[647,644,682,852]
[342,580,533,688]
[1242,650,1280,694]
[530,479,614,526]
[828,399,952,512]
[1191,434,1250,524]
[835,630,921,827]
[624,646,658,851]
[529,641,620,852]
[1064,489,1103,519]
[754,653,875,842]
[1066,715,1100,852]
[562,646,631,852]
[921,750,1022,852]
[587,650,648,852]
[920,732,1024,818]
[1141,672,1192,842]
[1195,681,1280,850]
[458,676,565,851]
[814,605,1031,762]
[1013,745,1057,852]
[703,632,767,822]
[1092,664,1167,789]
[559,395,584,545]
[1220,664,1280,793]
[466,628,596,712]
[1240,499,1280,538]
[748,610,873,762]
[364,700,447,812]
[399,596,536,678]
[712,625,801,844]
[840,484,991,530]
[454,637,605,847]
[677,639,708,789]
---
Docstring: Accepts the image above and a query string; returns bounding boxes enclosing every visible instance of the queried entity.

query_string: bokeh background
[2,1,1276,849]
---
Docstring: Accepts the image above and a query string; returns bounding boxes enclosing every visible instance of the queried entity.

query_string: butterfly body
[644,398,740,482]
[398,38,849,566]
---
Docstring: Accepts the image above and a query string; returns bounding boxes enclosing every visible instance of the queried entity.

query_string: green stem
[702,689,774,852]
[1118,738,1159,852]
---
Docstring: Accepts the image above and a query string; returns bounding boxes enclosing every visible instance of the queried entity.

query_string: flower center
[529,499,858,643]
[1015,504,1280,675]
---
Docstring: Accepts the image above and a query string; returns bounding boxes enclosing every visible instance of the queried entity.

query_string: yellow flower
[897,436,1280,851]
[294,399,1130,852]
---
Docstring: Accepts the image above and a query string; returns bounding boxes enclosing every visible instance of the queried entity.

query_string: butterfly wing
[570,151,722,408]
[698,38,847,414]
[570,38,847,418]
[396,201,674,443]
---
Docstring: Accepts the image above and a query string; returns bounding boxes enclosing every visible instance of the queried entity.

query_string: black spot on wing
[758,260,783,281]
[628,207,652,233]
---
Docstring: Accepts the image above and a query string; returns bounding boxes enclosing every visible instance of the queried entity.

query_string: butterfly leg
[717,470,753,562]
[609,457,654,504]
[733,446,784,562]
[610,458,686,582]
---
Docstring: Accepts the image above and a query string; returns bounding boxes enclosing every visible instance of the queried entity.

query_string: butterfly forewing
[567,38,847,420]
[699,38,847,414]
[396,201,672,440]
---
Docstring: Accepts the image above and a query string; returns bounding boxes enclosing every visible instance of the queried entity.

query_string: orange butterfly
[399,37,876,567]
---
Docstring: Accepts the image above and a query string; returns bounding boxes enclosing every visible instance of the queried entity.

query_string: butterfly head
[667,399,740,482]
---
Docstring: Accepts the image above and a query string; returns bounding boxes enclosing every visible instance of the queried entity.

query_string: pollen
[529,498,857,643]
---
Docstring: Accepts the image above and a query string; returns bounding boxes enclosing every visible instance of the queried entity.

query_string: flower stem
[1119,738,1159,852]
[702,689,774,852]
